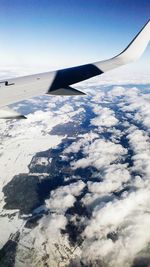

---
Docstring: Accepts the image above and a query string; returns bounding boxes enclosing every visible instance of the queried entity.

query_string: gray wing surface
[0,20,149,118]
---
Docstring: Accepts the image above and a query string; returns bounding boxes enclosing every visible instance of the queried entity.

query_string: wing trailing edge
[47,86,86,96]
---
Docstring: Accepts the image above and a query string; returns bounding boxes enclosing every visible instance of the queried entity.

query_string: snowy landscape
[0,74,150,267]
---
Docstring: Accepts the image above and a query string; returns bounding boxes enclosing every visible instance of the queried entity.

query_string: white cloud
[81,188,150,267]
[91,107,119,127]
[64,132,99,154]
[71,138,127,170]
[46,180,85,213]
[127,128,150,176]
[87,163,131,195]
[107,86,126,98]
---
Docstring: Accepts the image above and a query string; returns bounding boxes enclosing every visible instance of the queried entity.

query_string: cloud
[64,132,99,154]
[81,188,150,267]
[127,128,150,177]
[91,107,119,127]
[87,163,131,195]
[46,180,85,213]
[107,86,126,98]
[71,138,127,170]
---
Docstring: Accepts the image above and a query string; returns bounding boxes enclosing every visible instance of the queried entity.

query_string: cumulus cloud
[87,163,131,195]
[71,138,127,170]
[127,128,150,177]
[107,86,126,98]
[64,132,99,154]
[91,107,119,127]
[115,86,150,129]
[46,180,85,213]
[81,188,150,267]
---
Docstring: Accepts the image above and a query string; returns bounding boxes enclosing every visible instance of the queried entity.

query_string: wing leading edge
[0,20,150,118]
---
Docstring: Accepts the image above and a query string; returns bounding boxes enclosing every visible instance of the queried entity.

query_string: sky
[0,0,149,77]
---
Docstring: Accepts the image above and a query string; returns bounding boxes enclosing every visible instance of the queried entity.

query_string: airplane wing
[0,20,150,119]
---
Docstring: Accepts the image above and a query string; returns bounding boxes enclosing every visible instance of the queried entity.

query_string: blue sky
[0,0,149,75]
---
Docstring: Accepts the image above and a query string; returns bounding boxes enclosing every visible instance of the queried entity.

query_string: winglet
[95,20,150,72]
[119,19,150,62]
